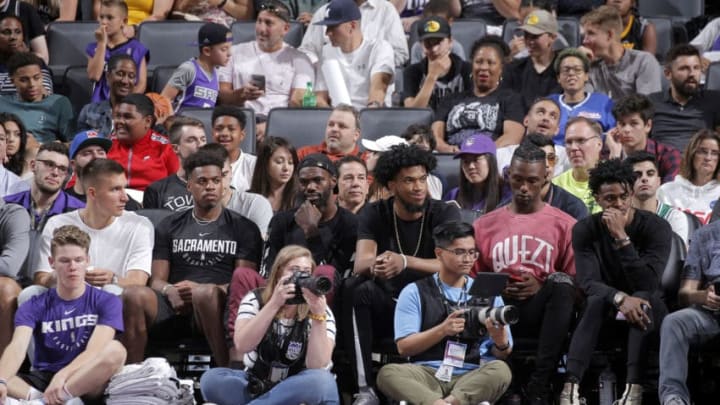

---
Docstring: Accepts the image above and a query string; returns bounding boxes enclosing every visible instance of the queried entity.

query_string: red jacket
[108,129,179,191]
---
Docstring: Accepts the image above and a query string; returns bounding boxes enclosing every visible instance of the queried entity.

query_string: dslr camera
[454,305,519,339]
[284,271,332,305]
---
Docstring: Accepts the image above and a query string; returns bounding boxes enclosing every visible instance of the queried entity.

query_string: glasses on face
[696,148,720,159]
[440,247,480,259]
[565,136,599,147]
[258,2,290,21]
[36,159,68,173]
[559,66,585,76]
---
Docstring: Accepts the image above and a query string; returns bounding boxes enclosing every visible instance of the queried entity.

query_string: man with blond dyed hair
[580,5,661,100]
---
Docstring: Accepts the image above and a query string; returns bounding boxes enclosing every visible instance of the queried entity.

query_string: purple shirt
[177,58,219,110]
[86,38,149,102]
[14,285,123,372]
[4,190,85,231]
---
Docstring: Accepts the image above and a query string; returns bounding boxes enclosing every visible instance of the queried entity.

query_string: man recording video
[376,221,513,405]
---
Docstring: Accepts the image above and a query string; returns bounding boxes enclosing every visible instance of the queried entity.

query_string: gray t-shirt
[589,48,661,100]
[0,199,30,281]
[226,189,273,236]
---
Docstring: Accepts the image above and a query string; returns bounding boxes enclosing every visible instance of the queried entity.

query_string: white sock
[27,387,44,400]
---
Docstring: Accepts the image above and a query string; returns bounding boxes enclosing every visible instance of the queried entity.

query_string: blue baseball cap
[314,0,361,26]
[69,130,112,159]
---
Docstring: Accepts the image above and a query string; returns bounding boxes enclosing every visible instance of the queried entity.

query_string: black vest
[411,276,490,364]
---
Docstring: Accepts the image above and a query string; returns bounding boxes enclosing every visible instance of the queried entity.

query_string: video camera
[284,271,332,305]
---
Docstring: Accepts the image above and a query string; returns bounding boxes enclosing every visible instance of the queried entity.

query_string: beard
[673,78,700,99]
[396,193,429,213]
[303,187,332,210]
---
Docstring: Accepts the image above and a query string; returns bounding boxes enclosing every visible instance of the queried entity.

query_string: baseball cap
[314,0,361,26]
[453,134,496,158]
[197,22,232,47]
[361,135,408,153]
[298,153,339,177]
[417,16,451,41]
[518,10,558,35]
[69,130,112,159]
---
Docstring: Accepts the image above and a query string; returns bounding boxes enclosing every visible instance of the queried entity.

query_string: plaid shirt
[646,138,681,183]
[76,100,112,137]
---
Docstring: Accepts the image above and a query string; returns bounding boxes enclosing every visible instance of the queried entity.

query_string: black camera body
[247,373,272,397]
[284,271,332,305]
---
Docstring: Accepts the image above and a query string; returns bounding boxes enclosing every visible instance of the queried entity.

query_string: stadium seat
[136,208,174,227]
[451,19,488,59]
[646,17,674,61]
[150,65,177,94]
[47,22,97,82]
[707,62,720,91]
[434,153,460,192]
[359,108,433,142]
[230,21,305,48]
[62,66,93,120]
[265,107,333,149]
[137,21,205,71]
[661,232,687,311]
[638,0,704,19]
[179,107,256,154]
[393,66,405,107]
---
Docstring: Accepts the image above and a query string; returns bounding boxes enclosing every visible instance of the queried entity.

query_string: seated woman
[432,35,524,152]
[29,0,80,25]
[606,0,656,55]
[249,136,299,213]
[0,14,53,96]
[200,245,339,405]
[0,112,35,179]
[444,133,510,222]
[657,129,720,225]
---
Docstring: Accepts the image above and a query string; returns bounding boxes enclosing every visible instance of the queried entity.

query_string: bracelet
[161,284,174,296]
[614,236,630,244]
[218,0,228,9]
[111,275,118,285]
[0,378,6,385]
[308,312,327,322]
[366,100,381,108]
[400,254,407,270]
[494,342,510,351]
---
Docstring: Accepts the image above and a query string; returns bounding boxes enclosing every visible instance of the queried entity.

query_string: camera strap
[434,274,469,319]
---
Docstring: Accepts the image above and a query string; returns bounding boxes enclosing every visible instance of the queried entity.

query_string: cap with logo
[453,133,497,158]
[417,16,451,41]
[518,9,558,35]
[197,22,232,47]
[69,130,113,159]
[298,153,339,177]
[314,0,361,26]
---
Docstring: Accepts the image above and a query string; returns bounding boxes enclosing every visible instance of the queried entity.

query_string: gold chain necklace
[393,208,424,257]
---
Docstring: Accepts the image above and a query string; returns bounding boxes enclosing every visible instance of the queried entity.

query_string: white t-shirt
[34,210,154,277]
[227,189,274,236]
[315,38,395,110]
[300,0,408,66]
[231,151,257,192]
[236,290,336,369]
[219,42,314,116]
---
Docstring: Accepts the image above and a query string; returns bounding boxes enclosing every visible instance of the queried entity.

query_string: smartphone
[713,281,720,294]
[250,74,266,91]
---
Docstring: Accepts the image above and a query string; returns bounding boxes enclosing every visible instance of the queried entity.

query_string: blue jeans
[200,368,340,405]
[659,306,720,404]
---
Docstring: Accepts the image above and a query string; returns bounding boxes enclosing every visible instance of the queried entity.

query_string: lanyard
[435,274,469,311]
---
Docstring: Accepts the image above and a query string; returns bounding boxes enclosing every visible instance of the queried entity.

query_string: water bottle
[302,81,316,107]
[597,368,616,405]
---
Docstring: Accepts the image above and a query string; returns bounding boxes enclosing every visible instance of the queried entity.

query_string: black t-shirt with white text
[154,208,263,284]
[143,175,192,212]
[403,53,472,113]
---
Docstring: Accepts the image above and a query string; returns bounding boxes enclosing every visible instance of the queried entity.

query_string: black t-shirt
[546,184,589,220]
[459,0,503,25]
[143,175,192,212]
[1,0,46,42]
[265,206,358,275]
[434,88,525,144]
[65,187,142,211]
[357,197,461,296]
[154,208,263,284]
[403,53,473,113]
[502,55,561,111]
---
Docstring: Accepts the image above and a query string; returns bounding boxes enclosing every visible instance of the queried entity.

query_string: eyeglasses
[36,159,68,173]
[258,2,290,21]
[559,66,585,76]
[440,247,480,259]
[696,148,720,158]
[565,136,599,147]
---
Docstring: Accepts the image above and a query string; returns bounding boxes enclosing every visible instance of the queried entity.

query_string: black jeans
[566,290,667,383]
[505,274,576,396]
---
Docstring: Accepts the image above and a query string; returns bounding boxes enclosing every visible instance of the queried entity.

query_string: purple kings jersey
[86,38,149,103]
[14,285,124,372]
[177,58,220,111]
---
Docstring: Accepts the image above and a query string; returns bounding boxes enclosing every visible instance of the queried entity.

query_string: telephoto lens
[476,305,520,325]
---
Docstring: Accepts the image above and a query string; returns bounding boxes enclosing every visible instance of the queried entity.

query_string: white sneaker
[559,381,584,405]
[663,396,687,405]
[613,384,643,405]
[352,388,380,405]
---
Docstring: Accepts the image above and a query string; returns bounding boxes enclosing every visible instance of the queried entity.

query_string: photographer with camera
[560,159,671,405]
[376,221,512,405]
[200,245,338,405]
[474,144,577,405]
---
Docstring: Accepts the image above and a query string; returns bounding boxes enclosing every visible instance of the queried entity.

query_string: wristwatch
[613,292,626,308]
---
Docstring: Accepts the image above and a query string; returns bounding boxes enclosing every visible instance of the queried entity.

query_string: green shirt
[0,94,73,144]
[552,169,601,214]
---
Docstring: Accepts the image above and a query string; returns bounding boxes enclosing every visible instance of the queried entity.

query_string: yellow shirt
[126,0,154,25]
[552,170,601,214]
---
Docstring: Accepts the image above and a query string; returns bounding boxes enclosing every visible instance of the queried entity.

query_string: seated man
[33,159,154,291]
[377,221,512,405]
[552,117,604,213]
[143,117,208,211]
[559,158,671,405]
[344,144,460,404]
[313,0,395,110]
[626,151,691,249]
[211,106,256,192]
[121,149,263,367]
[605,94,680,183]
[658,218,720,405]
[0,225,126,405]
[297,104,367,161]
[0,52,73,144]
[475,144,577,404]
[0,198,30,354]
[335,155,369,215]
